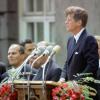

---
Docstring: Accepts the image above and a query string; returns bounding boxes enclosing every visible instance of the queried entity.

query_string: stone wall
[0,0,18,64]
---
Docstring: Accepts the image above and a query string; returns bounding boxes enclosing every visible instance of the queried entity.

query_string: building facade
[0,0,18,64]
[0,0,100,66]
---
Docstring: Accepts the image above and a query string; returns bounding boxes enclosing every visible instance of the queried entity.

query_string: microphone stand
[42,52,55,99]
[18,54,35,100]
[19,47,46,100]
[42,45,60,90]
[27,73,31,100]
[11,77,14,93]
[26,54,44,100]
[22,47,46,100]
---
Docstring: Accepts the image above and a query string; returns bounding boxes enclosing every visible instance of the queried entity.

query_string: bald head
[8,44,25,68]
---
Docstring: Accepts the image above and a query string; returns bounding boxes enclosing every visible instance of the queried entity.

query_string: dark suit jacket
[0,61,6,82]
[61,29,99,80]
[1,64,37,82]
[33,59,62,82]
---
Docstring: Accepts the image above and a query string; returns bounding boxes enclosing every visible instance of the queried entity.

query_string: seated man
[1,44,37,82]
[29,45,62,82]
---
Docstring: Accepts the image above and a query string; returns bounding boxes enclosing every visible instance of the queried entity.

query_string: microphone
[30,45,60,69]
[24,46,46,65]
[49,45,61,57]
[42,45,60,97]
[42,45,61,79]
[20,46,46,78]
[30,45,54,69]
[31,46,46,56]
[42,45,53,56]
[42,45,60,56]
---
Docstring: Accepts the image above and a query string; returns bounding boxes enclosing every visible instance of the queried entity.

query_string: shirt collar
[74,28,85,43]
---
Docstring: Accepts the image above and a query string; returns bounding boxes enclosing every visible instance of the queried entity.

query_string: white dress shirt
[74,28,85,43]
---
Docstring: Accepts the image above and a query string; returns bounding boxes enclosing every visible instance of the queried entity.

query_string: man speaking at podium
[60,6,99,82]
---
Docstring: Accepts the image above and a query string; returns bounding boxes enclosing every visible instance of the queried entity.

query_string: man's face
[65,14,81,34]
[29,55,48,69]
[25,43,36,57]
[8,45,24,67]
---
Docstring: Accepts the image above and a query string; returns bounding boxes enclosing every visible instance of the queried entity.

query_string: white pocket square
[75,52,78,54]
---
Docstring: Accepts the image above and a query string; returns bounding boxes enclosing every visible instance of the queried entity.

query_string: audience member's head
[29,54,48,69]
[37,41,49,47]
[8,44,25,68]
[95,35,100,58]
[20,39,36,57]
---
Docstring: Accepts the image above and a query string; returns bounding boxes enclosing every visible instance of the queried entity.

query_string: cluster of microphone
[29,45,61,69]
[31,45,61,58]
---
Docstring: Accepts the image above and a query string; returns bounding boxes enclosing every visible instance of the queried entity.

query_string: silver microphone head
[31,46,46,56]
[52,45,61,54]
[35,46,46,56]
[42,45,54,56]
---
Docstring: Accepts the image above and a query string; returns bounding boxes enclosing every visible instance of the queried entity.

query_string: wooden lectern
[13,80,59,100]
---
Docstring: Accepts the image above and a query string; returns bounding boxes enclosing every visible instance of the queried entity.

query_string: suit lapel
[67,38,75,62]
[67,29,87,62]
[33,60,52,80]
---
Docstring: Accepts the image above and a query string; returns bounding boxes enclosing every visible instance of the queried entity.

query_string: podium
[13,80,59,100]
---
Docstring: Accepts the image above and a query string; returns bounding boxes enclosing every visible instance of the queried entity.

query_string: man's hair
[9,44,25,54]
[19,46,25,54]
[65,6,88,27]
[20,39,33,47]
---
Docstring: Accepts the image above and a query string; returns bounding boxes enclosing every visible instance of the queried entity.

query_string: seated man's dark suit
[0,61,6,82]
[1,64,37,82]
[61,29,99,80]
[33,59,62,82]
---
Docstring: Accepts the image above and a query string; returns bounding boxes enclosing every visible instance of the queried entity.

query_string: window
[19,0,55,43]
[27,23,34,40]
[47,0,55,13]
[25,0,43,13]
[49,22,55,42]
[37,0,43,12]
[27,0,34,12]
[26,22,44,42]
[37,22,44,41]
[25,0,55,14]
